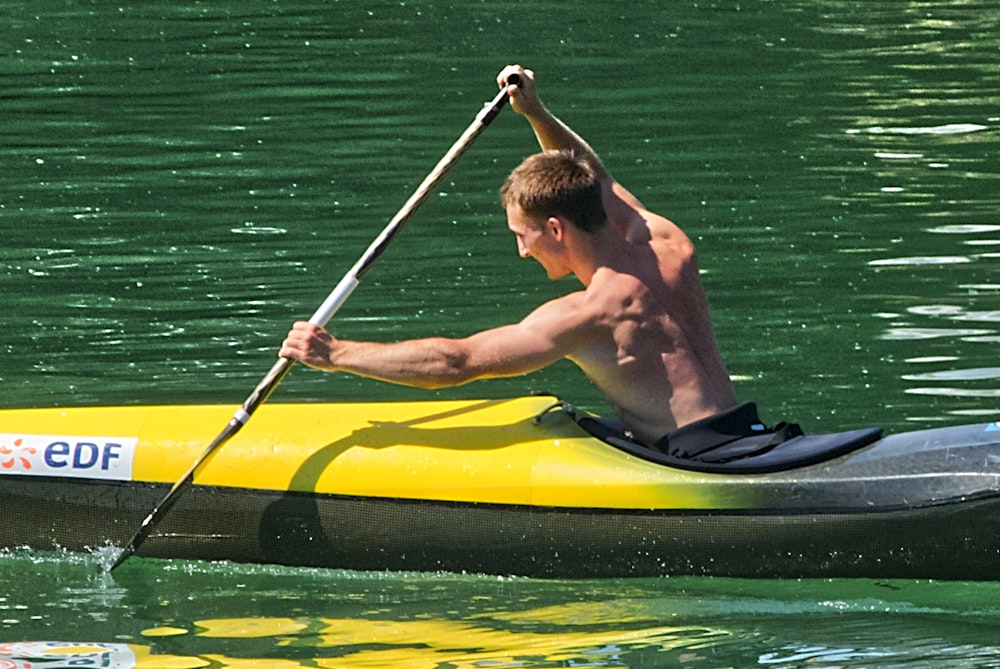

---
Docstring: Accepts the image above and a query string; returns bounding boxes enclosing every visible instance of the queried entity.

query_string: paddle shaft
[108,77,518,572]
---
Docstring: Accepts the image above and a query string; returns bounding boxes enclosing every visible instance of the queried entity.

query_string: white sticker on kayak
[0,433,136,481]
[0,641,137,668]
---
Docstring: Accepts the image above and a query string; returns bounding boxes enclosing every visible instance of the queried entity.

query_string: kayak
[2,394,999,579]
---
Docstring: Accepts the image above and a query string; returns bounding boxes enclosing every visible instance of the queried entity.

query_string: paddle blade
[106,418,243,573]
[107,469,196,572]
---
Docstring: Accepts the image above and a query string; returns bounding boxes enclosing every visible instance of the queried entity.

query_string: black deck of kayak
[573,413,883,474]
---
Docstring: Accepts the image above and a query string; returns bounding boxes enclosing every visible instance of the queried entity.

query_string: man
[280,65,737,446]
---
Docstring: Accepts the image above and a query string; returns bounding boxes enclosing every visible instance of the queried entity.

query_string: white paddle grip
[308,274,361,327]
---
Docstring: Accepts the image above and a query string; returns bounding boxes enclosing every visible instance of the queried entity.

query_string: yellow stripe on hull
[0,396,723,510]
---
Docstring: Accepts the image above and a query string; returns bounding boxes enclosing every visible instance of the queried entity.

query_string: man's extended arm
[279,296,591,389]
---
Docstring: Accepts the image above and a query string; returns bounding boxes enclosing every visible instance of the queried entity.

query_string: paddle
[107,75,520,573]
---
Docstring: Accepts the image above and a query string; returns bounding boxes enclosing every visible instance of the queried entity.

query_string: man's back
[562,204,736,444]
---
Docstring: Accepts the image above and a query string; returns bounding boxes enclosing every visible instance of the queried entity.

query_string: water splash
[86,542,126,575]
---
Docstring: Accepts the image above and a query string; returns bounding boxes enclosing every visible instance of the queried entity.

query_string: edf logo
[44,440,124,471]
[0,433,136,481]
[0,438,35,471]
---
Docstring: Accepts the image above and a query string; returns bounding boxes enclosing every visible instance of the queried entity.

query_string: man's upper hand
[498,65,544,118]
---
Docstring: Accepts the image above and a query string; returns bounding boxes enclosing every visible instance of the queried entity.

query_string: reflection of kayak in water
[0,613,726,668]
[0,642,140,669]
[2,395,999,579]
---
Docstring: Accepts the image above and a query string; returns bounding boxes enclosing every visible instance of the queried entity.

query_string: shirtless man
[280,65,737,445]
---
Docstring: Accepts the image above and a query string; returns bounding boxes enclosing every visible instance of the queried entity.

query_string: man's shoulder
[540,289,591,313]
[643,212,691,244]
[524,290,603,332]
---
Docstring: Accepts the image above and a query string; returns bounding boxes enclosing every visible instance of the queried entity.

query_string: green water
[3,0,1000,665]
[7,551,1000,667]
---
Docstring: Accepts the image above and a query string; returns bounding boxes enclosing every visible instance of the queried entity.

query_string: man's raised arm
[497,65,668,244]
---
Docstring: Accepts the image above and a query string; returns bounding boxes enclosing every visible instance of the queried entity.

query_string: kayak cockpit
[549,400,884,474]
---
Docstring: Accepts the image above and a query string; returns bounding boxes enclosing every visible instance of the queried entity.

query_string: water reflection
[4,606,999,668]
[10,547,1000,667]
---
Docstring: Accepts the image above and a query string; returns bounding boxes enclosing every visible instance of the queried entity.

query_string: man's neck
[570,227,632,288]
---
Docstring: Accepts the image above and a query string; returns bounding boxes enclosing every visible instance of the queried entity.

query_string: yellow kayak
[2,395,999,578]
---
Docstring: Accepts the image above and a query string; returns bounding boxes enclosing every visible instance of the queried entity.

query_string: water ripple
[869,256,972,266]
[881,327,993,341]
[847,123,989,135]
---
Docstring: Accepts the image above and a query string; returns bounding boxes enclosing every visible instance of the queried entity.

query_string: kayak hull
[2,396,1000,578]
[5,476,999,579]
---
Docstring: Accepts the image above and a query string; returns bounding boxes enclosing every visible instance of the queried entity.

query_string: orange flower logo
[0,438,36,471]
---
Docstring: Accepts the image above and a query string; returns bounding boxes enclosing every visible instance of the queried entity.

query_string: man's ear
[546,216,565,240]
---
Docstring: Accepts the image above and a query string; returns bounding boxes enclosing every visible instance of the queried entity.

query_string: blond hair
[500,150,606,233]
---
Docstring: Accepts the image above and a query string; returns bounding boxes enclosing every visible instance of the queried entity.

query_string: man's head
[499,150,606,234]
